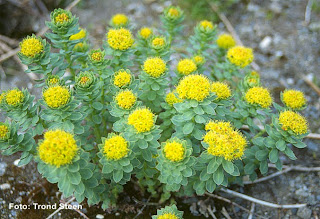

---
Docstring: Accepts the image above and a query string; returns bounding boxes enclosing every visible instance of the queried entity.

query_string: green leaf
[284,147,297,160]
[183,122,194,135]
[68,171,81,185]
[244,163,255,174]
[255,150,268,161]
[276,139,286,151]
[92,102,103,110]
[69,112,83,120]
[137,139,148,149]
[222,160,234,175]
[202,105,215,115]
[213,168,224,185]
[206,180,216,193]
[182,167,192,177]
[142,149,152,162]
[190,100,198,107]
[269,149,279,163]
[195,115,206,124]
[259,160,268,175]
[231,165,240,176]
[119,158,130,166]
[200,170,210,181]
[79,168,93,180]
[113,170,123,183]
[194,106,204,115]
[293,141,307,148]
[68,162,80,172]
[102,163,113,174]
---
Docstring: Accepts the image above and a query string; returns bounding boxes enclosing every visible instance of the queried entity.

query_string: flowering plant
[0,6,309,212]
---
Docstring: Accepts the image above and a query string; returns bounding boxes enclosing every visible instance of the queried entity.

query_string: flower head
[216,34,236,49]
[20,35,44,58]
[128,107,155,133]
[245,87,272,108]
[43,86,71,108]
[38,130,78,167]
[203,121,247,161]
[139,27,153,39]
[158,214,178,219]
[165,6,182,19]
[103,134,129,160]
[54,12,70,24]
[89,49,105,63]
[211,82,231,100]
[163,140,185,162]
[46,75,60,87]
[0,123,9,141]
[165,92,182,106]
[113,69,131,88]
[107,28,134,50]
[5,89,24,107]
[176,74,211,102]
[177,58,197,75]
[111,14,129,27]
[193,55,205,66]
[151,37,166,48]
[200,20,214,30]
[115,90,137,109]
[279,111,308,135]
[282,90,306,110]
[76,71,95,88]
[69,28,86,40]
[227,46,254,68]
[143,57,167,78]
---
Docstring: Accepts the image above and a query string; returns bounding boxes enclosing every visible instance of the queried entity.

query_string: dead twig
[46,197,76,219]
[268,163,320,172]
[132,196,160,206]
[303,76,320,96]
[247,203,255,219]
[0,34,19,47]
[221,207,232,219]
[133,196,151,219]
[64,202,89,219]
[220,188,306,208]
[305,0,313,25]
[207,205,217,219]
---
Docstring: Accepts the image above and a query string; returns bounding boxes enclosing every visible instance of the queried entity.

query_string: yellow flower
[282,90,306,109]
[139,27,153,39]
[69,29,86,40]
[128,107,155,133]
[200,20,214,30]
[48,78,59,85]
[165,92,182,106]
[158,213,178,219]
[38,130,78,167]
[152,37,165,47]
[107,28,134,50]
[114,70,131,88]
[143,57,167,78]
[43,86,70,108]
[20,36,44,58]
[245,87,272,108]
[211,82,231,100]
[91,52,103,62]
[193,55,205,66]
[227,46,254,68]
[79,76,89,86]
[216,34,236,49]
[176,74,211,102]
[279,111,308,135]
[5,89,24,106]
[54,13,70,24]
[168,8,180,18]
[203,121,247,161]
[74,42,84,49]
[0,124,9,140]
[250,71,259,77]
[177,59,197,75]
[163,140,185,162]
[111,14,129,26]
[103,135,129,160]
[115,90,137,109]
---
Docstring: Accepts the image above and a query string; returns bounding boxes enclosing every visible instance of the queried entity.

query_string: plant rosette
[161,6,184,40]
[156,138,196,192]
[152,204,184,219]
[148,35,171,59]
[98,133,139,184]
[110,69,139,96]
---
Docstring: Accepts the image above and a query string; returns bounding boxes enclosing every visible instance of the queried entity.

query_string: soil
[1,0,320,218]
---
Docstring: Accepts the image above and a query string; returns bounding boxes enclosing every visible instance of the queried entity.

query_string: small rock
[247,4,260,13]
[96,214,104,219]
[297,207,312,218]
[309,22,320,31]
[0,162,7,176]
[13,159,20,167]
[0,183,11,190]
[295,187,309,197]
[115,212,120,216]
[259,36,272,50]
[269,2,282,14]
[287,78,294,85]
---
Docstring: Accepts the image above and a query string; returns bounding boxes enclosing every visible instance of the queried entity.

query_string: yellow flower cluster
[69,29,86,40]
[103,135,129,160]
[55,13,69,24]
[20,36,44,58]
[279,111,308,135]
[107,28,134,50]
[176,74,211,102]
[5,89,24,106]
[0,124,9,140]
[158,213,178,219]
[211,82,231,100]
[48,78,59,85]
[115,90,137,109]
[111,14,129,26]
[245,87,272,108]
[91,52,103,62]
[38,130,78,167]
[200,20,214,30]
[143,57,167,78]
[282,90,306,109]
[168,8,180,18]
[165,92,182,106]
[227,46,254,68]
[43,86,70,108]
[139,27,153,39]
[152,37,165,47]
[79,76,90,86]
[216,34,236,49]
[163,140,185,162]
[193,55,205,66]
[114,70,131,88]
[128,107,155,133]
[177,59,197,75]
[203,121,246,161]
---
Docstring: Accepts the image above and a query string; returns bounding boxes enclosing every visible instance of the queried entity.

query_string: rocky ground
[0,0,320,218]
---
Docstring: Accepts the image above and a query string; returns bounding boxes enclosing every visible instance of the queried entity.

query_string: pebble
[259,36,272,50]
[297,207,312,218]
[96,214,104,219]
[0,162,7,176]
[13,159,20,167]
[0,183,11,190]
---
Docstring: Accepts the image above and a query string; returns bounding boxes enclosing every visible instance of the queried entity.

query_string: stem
[99,71,107,135]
